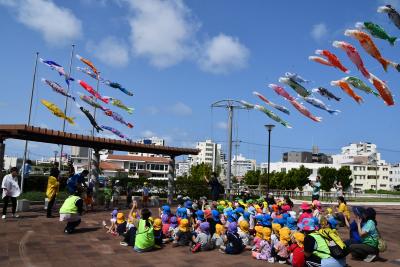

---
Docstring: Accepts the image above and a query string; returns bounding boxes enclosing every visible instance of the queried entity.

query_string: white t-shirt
[2,174,21,198]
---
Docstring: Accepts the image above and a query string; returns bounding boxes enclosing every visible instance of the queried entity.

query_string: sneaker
[154,245,161,249]
[120,242,128,246]
[364,254,377,262]
[268,258,275,263]
[1,215,5,220]
[278,260,286,264]
[12,214,19,218]
[102,220,107,227]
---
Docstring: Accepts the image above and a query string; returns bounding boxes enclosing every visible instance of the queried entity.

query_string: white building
[332,142,381,165]
[389,164,400,189]
[176,161,190,177]
[102,154,171,180]
[188,140,223,172]
[3,155,18,170]
[232,154,256,178]
[345,163,390,192]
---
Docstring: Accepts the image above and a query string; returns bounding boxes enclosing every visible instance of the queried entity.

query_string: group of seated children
[101,195,374,266]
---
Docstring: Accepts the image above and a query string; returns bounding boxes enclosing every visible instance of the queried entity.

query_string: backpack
[318,229,349,259]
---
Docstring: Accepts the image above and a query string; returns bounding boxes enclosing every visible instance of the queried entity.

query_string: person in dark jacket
[204,172,223,201]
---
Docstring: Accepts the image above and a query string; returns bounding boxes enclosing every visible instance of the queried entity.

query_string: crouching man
[59,192,83,234]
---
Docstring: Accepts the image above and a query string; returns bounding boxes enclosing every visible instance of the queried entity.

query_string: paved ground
[0,204,399,267]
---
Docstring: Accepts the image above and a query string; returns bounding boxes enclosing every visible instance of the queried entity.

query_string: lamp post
[265,124,275,195]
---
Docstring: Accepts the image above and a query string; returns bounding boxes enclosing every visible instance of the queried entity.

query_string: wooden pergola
[0,124,199,204]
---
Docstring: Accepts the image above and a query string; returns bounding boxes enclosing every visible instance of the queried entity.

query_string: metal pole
[226,106,233,196]
[267,128,272,195]
[59,44,75,171]
[21,52,39,193]
[375,161,378,194]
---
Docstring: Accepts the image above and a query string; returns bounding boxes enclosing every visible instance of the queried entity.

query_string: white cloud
[141,130,156,138]
[311,23,328,42]
[87,36,129,67]
[198,34,249,74]
[143,106,159,115]
[168,102,192,116]
[125,0,198,68]
[216,121,227,130]
[0,0,82,46]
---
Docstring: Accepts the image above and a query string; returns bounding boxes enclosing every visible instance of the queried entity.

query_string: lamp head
[265,124,275,131]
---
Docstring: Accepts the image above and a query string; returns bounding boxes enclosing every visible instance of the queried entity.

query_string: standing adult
[2,167,21,219]
[22,160,32,178]
[204,172,222,201]
[310,176,321,201]
[66,170,89,195]
[350,208,380,262]
[335,181,344,197]
[59,192,83,234]
[46,168,60,218]
[142,182,149,208]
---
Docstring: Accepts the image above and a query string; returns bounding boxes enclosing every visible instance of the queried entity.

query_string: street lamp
[265,124,275,195]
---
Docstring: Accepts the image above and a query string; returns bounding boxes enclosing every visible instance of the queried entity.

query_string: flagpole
[59,44,75,171]
[20,52,39,193]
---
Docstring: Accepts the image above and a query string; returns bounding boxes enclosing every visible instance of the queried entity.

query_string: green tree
[285,169,299,190]
[336,166,353,190]
[244,170,261,185]
[294,165,312,191]
[318,167,337,191]
[190,163,212,181]
[270,171,287,190]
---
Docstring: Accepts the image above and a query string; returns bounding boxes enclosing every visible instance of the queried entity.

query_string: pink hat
[281,204,291,212]
[312,200,322,210]
[300,202,311,210]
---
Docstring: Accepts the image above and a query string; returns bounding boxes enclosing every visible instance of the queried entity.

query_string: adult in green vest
[299,217,346,267]
[59,192,83,234]
[350,207,380,262]
[134,208,154,252]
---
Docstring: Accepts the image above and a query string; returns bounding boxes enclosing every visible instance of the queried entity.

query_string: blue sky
[1,0,400,164]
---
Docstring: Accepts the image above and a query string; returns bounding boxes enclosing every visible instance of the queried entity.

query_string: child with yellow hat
[252,225,264,250]
[238,220,251,247]
[172,218,192,247]
[153,218,163,249]
[212,223,226,248]
[274,227,291,264]
[271,223,281,247]
[288,232,305,267]
[252,227,274,262]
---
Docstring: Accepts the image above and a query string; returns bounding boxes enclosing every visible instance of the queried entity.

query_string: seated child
[192,222,213,252]
[285,217,297,232]
[271,223,281,248]
[161,214,171,238]
[238,220,251,248]
[153,218,163,248]
[298,202,313,223]
[212,223,226,248]
[172,219,192,247]
[252,227,274,263]
[312,200,322,221]
[252,225,264,250]
[169,216,179,240]
[116,212,127,236]
[103,209,118,235]
[288,232,305,267]
[274,227,291,264]
[220,222,244,254]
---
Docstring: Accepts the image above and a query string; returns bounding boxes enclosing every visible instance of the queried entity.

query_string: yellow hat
[215,223,225,235]
[272,223,282,234]
[153,218,162,230]
[279,227,291,246]
[239,220,249,233]
[228,202,233,207]
[179,219,189,232]
[117,212,125,224]
[293,232,305,247]
[320,216,328,228]
[255,225,264,239]
[262,227,272,241]
[219,200,226,206]
[326,207,333,214]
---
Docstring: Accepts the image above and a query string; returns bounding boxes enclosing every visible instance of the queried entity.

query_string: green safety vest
[310,233,331,259]
[135,219,155,249]
[60,195,80,214]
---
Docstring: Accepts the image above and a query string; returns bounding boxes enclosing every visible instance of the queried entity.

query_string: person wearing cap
[312,199,323,221]
[238,220,250,248]
[204,172,223,201]
[252,227,274,262]
[274,227,291,264]
[349,207,380,262]
[116,212,127,236]
[142,182,150,208]
[300,217,346,267]
[59,191,83,234]
[344,206,365,246]
[288,232,305,267]
[2,167,21,219]
[220,222,244,254]
[153,218,163,249]
[212,223,226,248]
[103,209,119,234]
[134,208,155,252]
[172,218,192,247]
[192,221,213,252]
[66,170,89,195]
[298,202,313,224]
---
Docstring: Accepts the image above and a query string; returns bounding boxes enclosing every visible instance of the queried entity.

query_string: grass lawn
[293,196,400,203]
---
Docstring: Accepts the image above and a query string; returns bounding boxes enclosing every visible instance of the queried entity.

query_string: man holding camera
[310,176,321,201]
